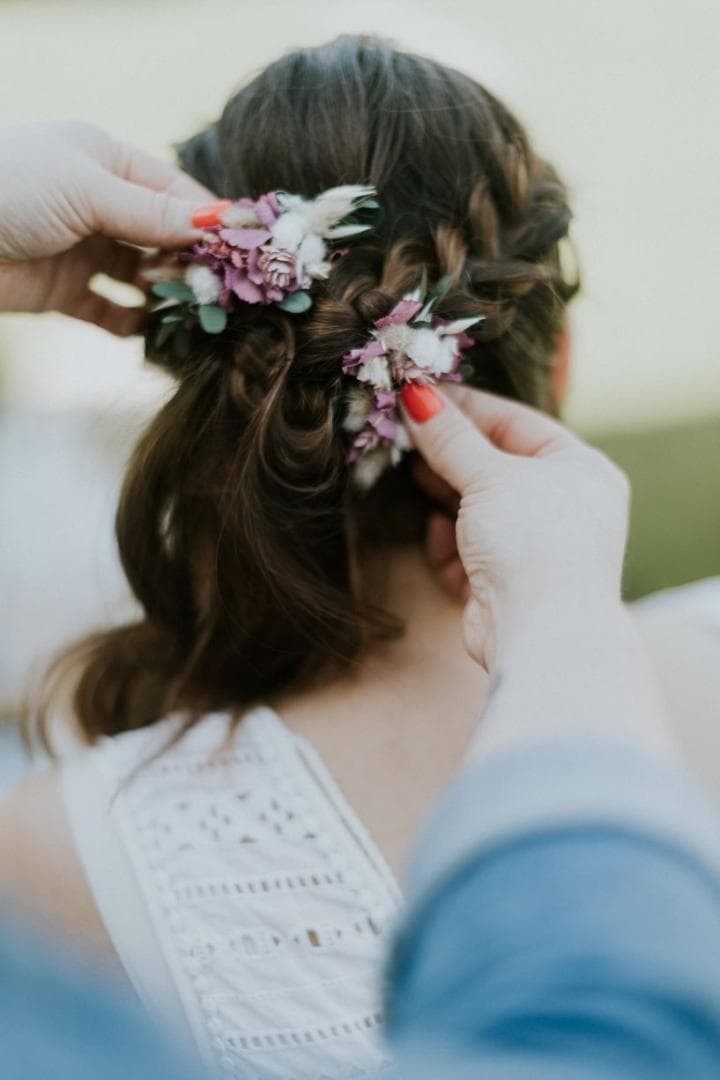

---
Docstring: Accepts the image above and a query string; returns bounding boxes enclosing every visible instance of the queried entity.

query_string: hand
[0,121,212,334]
[401,383,631,668]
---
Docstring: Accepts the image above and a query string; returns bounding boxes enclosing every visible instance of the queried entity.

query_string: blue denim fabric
[5,738,720,1078]
[387,828,720,1077]
[0,914,206,1080]
[383,738,720,1077]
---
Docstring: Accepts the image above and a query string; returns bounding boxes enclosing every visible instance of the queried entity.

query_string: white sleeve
[634,577,720,632]
[60,747,189,1032]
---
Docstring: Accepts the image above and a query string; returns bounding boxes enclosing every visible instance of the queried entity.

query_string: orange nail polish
[401,383,444,423]
[191,200,233,229]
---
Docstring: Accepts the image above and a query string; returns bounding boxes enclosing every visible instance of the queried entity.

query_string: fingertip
[400,383,444,424]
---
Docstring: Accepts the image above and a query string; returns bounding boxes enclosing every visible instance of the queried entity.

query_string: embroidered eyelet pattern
[106,710,401,1079]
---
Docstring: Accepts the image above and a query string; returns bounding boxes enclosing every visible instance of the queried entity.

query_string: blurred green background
[596,419,720,599]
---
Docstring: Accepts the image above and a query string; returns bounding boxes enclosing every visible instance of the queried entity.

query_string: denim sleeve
[384,738,720,1079]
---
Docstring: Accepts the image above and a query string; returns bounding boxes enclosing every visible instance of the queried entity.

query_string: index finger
[401,386,500,493]
[442,383,576,457]
[111,140,215,203]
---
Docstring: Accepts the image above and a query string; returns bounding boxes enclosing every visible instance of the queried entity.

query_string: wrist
[489,587,626,672]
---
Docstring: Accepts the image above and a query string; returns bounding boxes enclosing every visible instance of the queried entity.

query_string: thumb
[400,384,499,494]
[90,172,203,249]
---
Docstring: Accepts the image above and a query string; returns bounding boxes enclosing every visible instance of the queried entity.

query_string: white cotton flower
[297,232,326,266]
[406,327,457,375]
[342,386,372,433]
[270,211,306,251]
[296,232,329,283]
[220,204,261,228]
[306,260,332,282]
[185,264,222,305]
[378,323,414,356]
[356,356,393,390]
[353,446,394,491]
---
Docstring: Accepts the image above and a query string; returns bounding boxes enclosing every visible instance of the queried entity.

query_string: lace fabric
[62,706,403,1079]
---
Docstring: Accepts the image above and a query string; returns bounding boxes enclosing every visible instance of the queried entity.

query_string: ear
[551,318,571,403]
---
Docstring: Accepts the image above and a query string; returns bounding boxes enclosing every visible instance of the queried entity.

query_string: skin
[0,122,715,985]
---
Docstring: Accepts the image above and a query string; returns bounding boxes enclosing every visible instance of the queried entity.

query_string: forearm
[387,737,720,1078]
[467,595,675,768]
[382,598,718,1075]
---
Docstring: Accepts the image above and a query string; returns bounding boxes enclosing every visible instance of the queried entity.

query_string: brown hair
[33,35,578,748]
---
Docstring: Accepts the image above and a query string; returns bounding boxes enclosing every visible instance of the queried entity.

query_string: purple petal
[228,271,264,304]
[342,339,386,375]
[375,298,423,329]
[371,414,397,440]
[373,389,398,409]
[342,348,365,375]
[219,227,272,249]
[245,246,264,284]
[353,427,381,453]
[254,194,280,227]
[363,340,386,358]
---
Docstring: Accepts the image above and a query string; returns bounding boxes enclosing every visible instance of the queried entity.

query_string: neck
[275,545,490,734]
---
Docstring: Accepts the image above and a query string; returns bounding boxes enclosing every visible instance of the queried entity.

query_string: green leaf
[197,304,228,334]
[160,311,185,325]
[278,291,312,314]
[428,273,455,305]
[152,280,195,302]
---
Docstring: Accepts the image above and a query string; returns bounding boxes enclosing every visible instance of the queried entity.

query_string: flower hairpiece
[149,184,379,356]
[342,274,485,490]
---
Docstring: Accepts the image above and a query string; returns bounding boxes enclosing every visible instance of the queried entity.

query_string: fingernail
[401,383,444,423]
[191,200,233,228]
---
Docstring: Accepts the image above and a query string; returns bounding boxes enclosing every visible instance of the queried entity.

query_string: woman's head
[37,35,577,745]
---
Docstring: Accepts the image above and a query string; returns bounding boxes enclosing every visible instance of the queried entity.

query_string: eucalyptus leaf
[198,304,228,334]
[428,273,455,305]
[152,280,195,302]
[278,291,312,314]
[160,311,185,325]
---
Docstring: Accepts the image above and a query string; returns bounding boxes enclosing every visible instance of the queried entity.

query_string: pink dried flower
[341,288,483,488]
[258,246,298,292]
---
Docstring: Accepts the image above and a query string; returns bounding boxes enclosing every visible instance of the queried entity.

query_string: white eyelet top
[61,706,403,1080]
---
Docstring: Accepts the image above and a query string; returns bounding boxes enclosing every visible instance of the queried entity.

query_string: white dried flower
[296,232,329,283]
[185,264,222,305]
[270,211,306,252]
[378,322,414,357]
[352,446,394,490]
[356,356,393,391]
[342,386,372,433]
[406,327,457,375]
[301,184,376,236]
[219,204,262,228]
